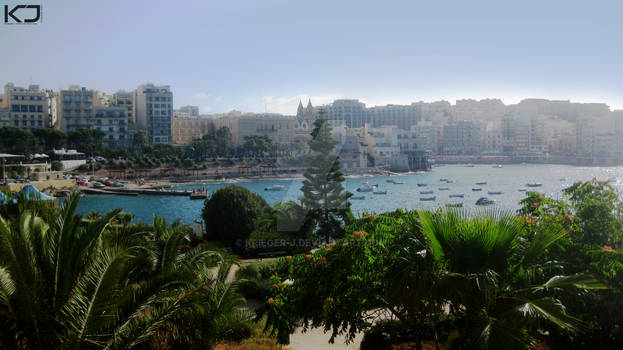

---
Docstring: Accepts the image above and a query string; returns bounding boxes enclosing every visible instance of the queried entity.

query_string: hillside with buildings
[2,82,623,168]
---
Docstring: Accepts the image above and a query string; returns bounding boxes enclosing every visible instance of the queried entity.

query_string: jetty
[80,187,191,197]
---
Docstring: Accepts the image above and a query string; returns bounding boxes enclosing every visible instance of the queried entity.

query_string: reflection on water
[77,164,623,225]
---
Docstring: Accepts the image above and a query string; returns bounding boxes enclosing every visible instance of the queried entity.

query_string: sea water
[76,164,623,225]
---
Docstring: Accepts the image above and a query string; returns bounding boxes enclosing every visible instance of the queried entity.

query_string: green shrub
[202,185,269,250]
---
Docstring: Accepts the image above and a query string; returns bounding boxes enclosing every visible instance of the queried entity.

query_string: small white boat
[391,180,404,184]
[92,182,106,188]
[475,181,487,185]
[476,197,495,205]
[526,183,542,187]
[488,191,503,195]
[420,196,436,201]
[356,182,377,192]
[472,188,482,191]
[351,195,366,200]
[420,190,434,194]
[449,194,464,198]
[417,183,427,187]
[493,164,503,168]
[373,190,387,195]
[439,187,450,191]
[265,185,286,191]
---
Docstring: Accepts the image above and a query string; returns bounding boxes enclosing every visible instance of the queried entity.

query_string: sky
[1,0,622,114]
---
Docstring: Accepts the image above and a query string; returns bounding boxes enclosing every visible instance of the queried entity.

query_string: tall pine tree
[300,110,351,243]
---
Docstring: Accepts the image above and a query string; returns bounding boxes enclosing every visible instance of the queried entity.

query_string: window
[37,105,43,112]
[20,105,28,112]
[11,104,19,112]
[28,105,36,112]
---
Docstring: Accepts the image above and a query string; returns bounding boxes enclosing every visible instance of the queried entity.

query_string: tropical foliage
[260,205,605,349]
[0,193,252,349]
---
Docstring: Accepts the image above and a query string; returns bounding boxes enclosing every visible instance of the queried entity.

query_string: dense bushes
[203,185,270,250]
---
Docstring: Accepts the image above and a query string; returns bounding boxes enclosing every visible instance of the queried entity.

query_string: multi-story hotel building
[1,83,51,129]
[56,86,98,132]
[111,91,135,124]
[134,83,173,144]
[93,106,132,148]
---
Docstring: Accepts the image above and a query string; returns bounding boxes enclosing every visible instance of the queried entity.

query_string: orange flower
[352,231,367,239]
[602,245,617,253]
[304,254,313,260]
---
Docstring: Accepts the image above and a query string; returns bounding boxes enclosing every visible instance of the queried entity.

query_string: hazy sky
[1,0,622,113]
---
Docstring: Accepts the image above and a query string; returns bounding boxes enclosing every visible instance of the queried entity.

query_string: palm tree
[417,210,604,350]
[0,194,252,349]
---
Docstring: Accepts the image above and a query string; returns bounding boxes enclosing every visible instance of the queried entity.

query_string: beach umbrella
[14,185,55,201]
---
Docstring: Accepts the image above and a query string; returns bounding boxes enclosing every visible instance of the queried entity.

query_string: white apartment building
[134,83,173,144]
[367,125,400,166]
[1,83,51,129]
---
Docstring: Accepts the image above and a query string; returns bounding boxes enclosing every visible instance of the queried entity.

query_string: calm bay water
[76,164,623,225]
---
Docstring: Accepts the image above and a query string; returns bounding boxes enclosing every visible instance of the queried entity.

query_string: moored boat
[472,188,482,191]
[526,183,542,187]
[373,190,387,195]
[487,191,503,195]
[449,194,464,198]
[265,184,286,191]
[476,197,495,205]
[475,181,487,185]
[420,190,434,194]
[518,188,527,192]
[417,183,427,187]
[351,195,366,200]
[356,182,377,192]
[439,187,450,191]
[445,203,463,208]
[420,196,436,201]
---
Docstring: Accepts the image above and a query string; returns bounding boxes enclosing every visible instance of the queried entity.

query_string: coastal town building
[93,106,132,149]
[56,86,99,132]
[174,105,199,118]
[111,91,135,124]
[1,83,52,129]
[236,114,295,145]
[0,108,9,127]
[171,116,214,144]
[134,83,173,144]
